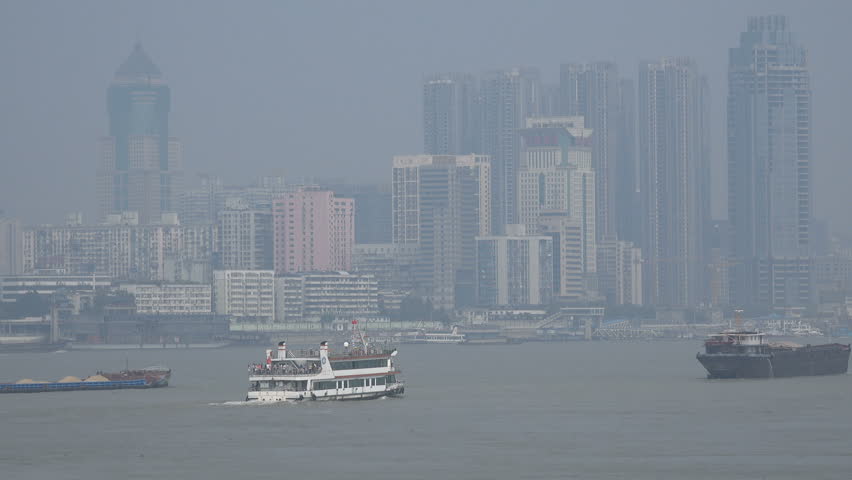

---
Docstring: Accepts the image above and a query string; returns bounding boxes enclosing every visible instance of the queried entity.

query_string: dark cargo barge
[697,331,850,379]
[0,367,170,394]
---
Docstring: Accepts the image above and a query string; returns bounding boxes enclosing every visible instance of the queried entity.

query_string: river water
[1,340,851,479]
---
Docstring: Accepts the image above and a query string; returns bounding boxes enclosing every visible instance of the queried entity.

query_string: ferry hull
[247,384,404,403]
[697,345,850,379]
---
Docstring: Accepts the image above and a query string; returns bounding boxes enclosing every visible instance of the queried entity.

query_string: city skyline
[3,1,852,234]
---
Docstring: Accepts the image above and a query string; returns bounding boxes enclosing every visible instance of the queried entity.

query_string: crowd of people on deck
[248,362,321,376]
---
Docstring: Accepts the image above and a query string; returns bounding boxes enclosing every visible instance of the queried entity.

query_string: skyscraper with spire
[97,43,183,224]
[728,15,813,308]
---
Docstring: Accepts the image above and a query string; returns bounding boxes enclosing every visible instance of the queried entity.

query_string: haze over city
[2,0,852,230]
[5,3,852,480]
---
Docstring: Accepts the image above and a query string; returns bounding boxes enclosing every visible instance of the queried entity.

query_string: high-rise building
[615,78,640,244]
[217,198,273,270]
[392,154,491,309]
[559,62,622,241]
[518,116,596,278]
[480,68,540,231]
[423,73,479,155]
[0,214,23,275]
[728,15,813,308]
[638,57,710,307]
[96,43,183,224]
[476,225,553,306]
[272,188,354,274]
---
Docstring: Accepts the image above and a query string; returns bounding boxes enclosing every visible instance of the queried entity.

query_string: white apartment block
[121,283,213,315]
[213,270,275,321]
[275,271,379,323]
[22,221,214,282]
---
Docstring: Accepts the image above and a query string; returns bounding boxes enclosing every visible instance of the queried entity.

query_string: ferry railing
[248,364,321,377]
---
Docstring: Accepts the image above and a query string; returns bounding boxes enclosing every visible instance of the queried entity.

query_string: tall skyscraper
[480,68,540,232]
[392,155,491,309]
[728,15,813,308]
[638,57,710,307]
[423,73,479,155]
[97,43,183,224]
[615,78,640,245]
[272,188,354,274]
[559,62,621,242]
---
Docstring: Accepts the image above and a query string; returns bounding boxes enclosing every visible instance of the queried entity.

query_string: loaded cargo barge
[697,331,850,379]
[0,367,171,394]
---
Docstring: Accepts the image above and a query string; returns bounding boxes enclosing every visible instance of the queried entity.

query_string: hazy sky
[1,0,851,231]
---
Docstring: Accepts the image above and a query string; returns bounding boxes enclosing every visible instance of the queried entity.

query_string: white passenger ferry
[399,330,466,344]
[246,324,404,403]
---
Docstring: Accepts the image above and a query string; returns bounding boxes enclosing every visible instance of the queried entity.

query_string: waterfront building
[727,15,813,308]
[120,283,212,315]
[475,225,553,306]
[96,43,183,224]
[213,270,275,322]
[274,271,379,323]
[392,154,491,309]
[272,188,354,274]
[0,272,112,303]
[638,57,710,307]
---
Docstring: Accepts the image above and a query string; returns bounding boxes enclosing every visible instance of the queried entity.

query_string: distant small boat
[0,366,171,394]
[399,331,466,344]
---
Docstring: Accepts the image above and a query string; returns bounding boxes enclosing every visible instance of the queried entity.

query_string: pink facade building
[273,189,354,274]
